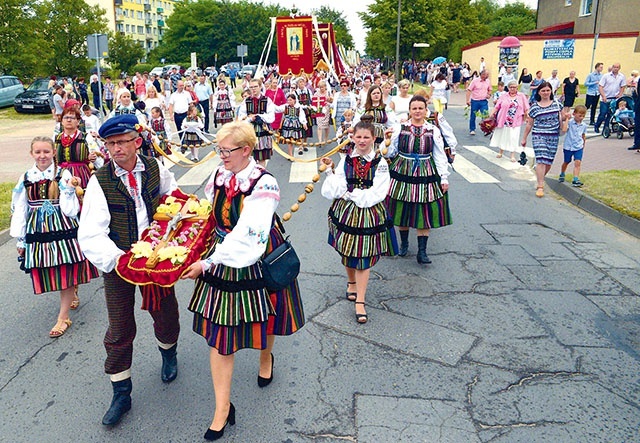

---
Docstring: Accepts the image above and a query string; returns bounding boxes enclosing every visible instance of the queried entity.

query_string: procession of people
[13,48,640,441]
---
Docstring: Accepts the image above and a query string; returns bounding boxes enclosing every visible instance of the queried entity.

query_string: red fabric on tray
[116,190,214,290]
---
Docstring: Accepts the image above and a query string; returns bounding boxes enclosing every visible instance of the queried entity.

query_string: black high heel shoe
[346,281,357,301]
[355,302,368,324]
[204,402,236,441]
[258,353,274,388]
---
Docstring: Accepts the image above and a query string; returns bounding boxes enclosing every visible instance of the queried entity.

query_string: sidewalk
[445,89,640,238]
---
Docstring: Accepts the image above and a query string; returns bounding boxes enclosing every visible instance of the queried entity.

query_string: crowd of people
[11,55,639,441]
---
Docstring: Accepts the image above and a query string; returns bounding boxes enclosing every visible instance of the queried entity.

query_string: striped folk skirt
[386,154,452,229]
[214,102,234,124]
[327,199,398,270]
[189,228,304,355]
[253,136,273,161]
[24,202,98,294]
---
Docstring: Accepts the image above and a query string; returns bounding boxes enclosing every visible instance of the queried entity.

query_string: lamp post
[394,0,402,80]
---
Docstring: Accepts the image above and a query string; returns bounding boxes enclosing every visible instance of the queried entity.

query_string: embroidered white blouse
[11,164,78,247]
[201,158,280,271]
[321,150,390,209]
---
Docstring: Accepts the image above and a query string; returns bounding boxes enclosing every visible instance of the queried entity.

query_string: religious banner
[276,15,314,75]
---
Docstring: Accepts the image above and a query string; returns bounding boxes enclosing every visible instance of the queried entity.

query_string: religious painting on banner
[277,15,314,76]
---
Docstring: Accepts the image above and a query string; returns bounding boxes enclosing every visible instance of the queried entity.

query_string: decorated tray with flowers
[116,189,215,287]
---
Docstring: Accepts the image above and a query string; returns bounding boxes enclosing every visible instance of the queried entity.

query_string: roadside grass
[578,170,640,219]
[0,107,50,122]
[1,182,14,231]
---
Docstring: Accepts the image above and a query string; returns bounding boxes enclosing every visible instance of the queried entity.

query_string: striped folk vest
[95,155,161,251]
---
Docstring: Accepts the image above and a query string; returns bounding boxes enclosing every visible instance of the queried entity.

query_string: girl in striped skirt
[182,121,304,440]
[276,93,308,157]
[321,120,398,324]
[11,137,99,338]
[386,95,452,265]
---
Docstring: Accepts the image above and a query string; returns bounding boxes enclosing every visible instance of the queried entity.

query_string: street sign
[87,34,108,59]
[237,44,248,57]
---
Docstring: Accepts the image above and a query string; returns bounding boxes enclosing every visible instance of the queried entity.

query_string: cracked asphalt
[1,99,639,442]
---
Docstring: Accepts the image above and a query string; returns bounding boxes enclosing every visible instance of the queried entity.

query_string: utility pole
[395,0,402,80]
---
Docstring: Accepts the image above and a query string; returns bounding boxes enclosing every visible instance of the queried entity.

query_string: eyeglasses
[62,116,77,121]
[105,136,138,148]
[215,146,243,157]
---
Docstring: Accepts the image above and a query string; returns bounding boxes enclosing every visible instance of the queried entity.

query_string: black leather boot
[416,236,432,264]
[159,345,178,383]
[398,230,409,257]
[102,378,132,426]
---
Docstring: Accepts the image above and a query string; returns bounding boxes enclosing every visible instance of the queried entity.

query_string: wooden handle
[145,240,167,269]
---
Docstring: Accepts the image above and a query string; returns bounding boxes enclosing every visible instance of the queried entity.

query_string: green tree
[151,0,287,68]
[359,0,448,60]
[37,0,107,75]
[0,0,49,79]
[312,6,355,49]
[434,0,490,62]
[489,3,537,36]
[107,32,145,74]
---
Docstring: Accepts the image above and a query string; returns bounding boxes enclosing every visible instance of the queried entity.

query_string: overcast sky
[256,0,539,52]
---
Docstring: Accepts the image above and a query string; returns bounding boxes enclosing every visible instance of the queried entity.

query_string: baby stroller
[603,96,635,139]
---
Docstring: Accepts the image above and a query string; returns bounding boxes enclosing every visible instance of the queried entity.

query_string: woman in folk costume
[55,108,103,190]
[11,137,98,337]
[106,88,147,126]
[212,78,236,128]
[182,121,304,441]
[385,95,452,264]
[354,85,395,145]
[236,78,276,167]
[321,120,398,324]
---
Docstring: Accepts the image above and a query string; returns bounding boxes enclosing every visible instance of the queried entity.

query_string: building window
[126,24,130,32]
[580,0,593,15]
[138,26,144,34]
[565,0,572,5]
[137,11,142,19]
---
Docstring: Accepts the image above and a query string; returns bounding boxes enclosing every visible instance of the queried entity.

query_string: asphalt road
[1,101,639,442]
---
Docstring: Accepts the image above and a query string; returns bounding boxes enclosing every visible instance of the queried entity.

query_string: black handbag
[260,215,300,292]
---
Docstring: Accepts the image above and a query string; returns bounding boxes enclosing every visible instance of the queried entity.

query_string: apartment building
[85,0,179,54]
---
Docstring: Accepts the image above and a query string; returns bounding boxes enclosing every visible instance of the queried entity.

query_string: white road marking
[464,145,536,172]
[289,147,318,183]
[177,157,221,186]
[452,154,500,183]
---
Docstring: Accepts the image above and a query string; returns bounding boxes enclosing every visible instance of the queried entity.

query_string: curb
[546,177,640,239]
[0,228,11,246]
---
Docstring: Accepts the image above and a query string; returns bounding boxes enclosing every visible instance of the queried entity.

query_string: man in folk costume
[237,78,276,167]
[78,114,180,426]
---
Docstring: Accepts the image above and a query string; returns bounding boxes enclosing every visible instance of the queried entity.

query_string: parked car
[164,64,184,76]
[240,64,258,78]
[184,67,202,77]
[13,78,51,113]
[0,75,25,108]
[150,66,164,77]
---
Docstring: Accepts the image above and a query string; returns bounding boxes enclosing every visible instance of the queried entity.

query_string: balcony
[157,7,164,14]
[158,19,165,27]
[114,0,122,4]
[115,13,124,22]
[145,18,152,25]
[144,4,151,11]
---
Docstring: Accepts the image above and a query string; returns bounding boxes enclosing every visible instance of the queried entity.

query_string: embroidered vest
[95,155,161,251]
[212,168,272,232]
[344,155,382,192]
[398,124,434,155]
[55,132,90,163]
